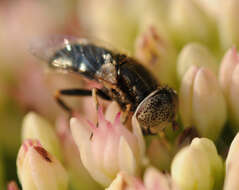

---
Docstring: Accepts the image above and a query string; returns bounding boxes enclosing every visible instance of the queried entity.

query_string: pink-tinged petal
[105,101,121,124]
[70,118,92,149]
[179,66,199,127]
[192,68,227,140]
[103,132,120,178]
[113,112,122,127]
[56,116,101,190]
[98,106,109,129]
[70,117,112,186]
[219,47,239,97]
[79,136,112,186]
[229,64,239,126]
[22,112,62,161]
[144,167,178,190]
[118,137,137,176]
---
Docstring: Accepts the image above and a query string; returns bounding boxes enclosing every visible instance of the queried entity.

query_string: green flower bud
[171,138,224,190]
[169,0,217,47]
[177,43,218,81]
[219,0,239,49]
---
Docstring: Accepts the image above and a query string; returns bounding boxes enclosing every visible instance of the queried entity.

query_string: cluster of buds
[7,0,239,189]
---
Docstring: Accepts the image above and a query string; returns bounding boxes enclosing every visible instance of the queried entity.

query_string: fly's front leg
[122,104,131,124]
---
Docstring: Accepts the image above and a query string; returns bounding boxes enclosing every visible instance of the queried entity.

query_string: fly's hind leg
[54,88,111,139]
[92,88,100,127]
[54,88,111,116]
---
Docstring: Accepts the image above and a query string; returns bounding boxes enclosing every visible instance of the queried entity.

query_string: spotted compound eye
[135,86,178,135]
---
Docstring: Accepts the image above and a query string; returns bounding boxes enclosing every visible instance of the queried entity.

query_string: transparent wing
[29,35,90,62]
[29,35,126,62]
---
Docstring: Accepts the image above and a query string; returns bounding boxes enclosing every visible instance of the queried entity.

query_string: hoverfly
[31,36,178,135]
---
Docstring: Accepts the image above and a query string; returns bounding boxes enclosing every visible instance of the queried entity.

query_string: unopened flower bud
[177,43,218,81]
[219,0,239,49]
[17,139,68,190]
[171,138,224,190]
[219,48,239,128]
[78,0,143,52]
[70,107,145,186]
[135,26,177,88]
[224,133,239,190]
[179,66,227,140]
[169,0,216,47]
[22,112,61,160]
[219,47,239,97]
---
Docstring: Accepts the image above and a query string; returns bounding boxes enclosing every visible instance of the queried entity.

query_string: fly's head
[135,86,178,135]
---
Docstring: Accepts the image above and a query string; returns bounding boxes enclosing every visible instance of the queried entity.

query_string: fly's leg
[54,88,111,115]
[54,88,111,140]
[92,88,100,127]
[122,104,131,124]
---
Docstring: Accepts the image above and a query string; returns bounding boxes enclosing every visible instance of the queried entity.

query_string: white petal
[70,117,91,149]
[105,173,124,190]
[19,149,38,190]
[118,137,137,176]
